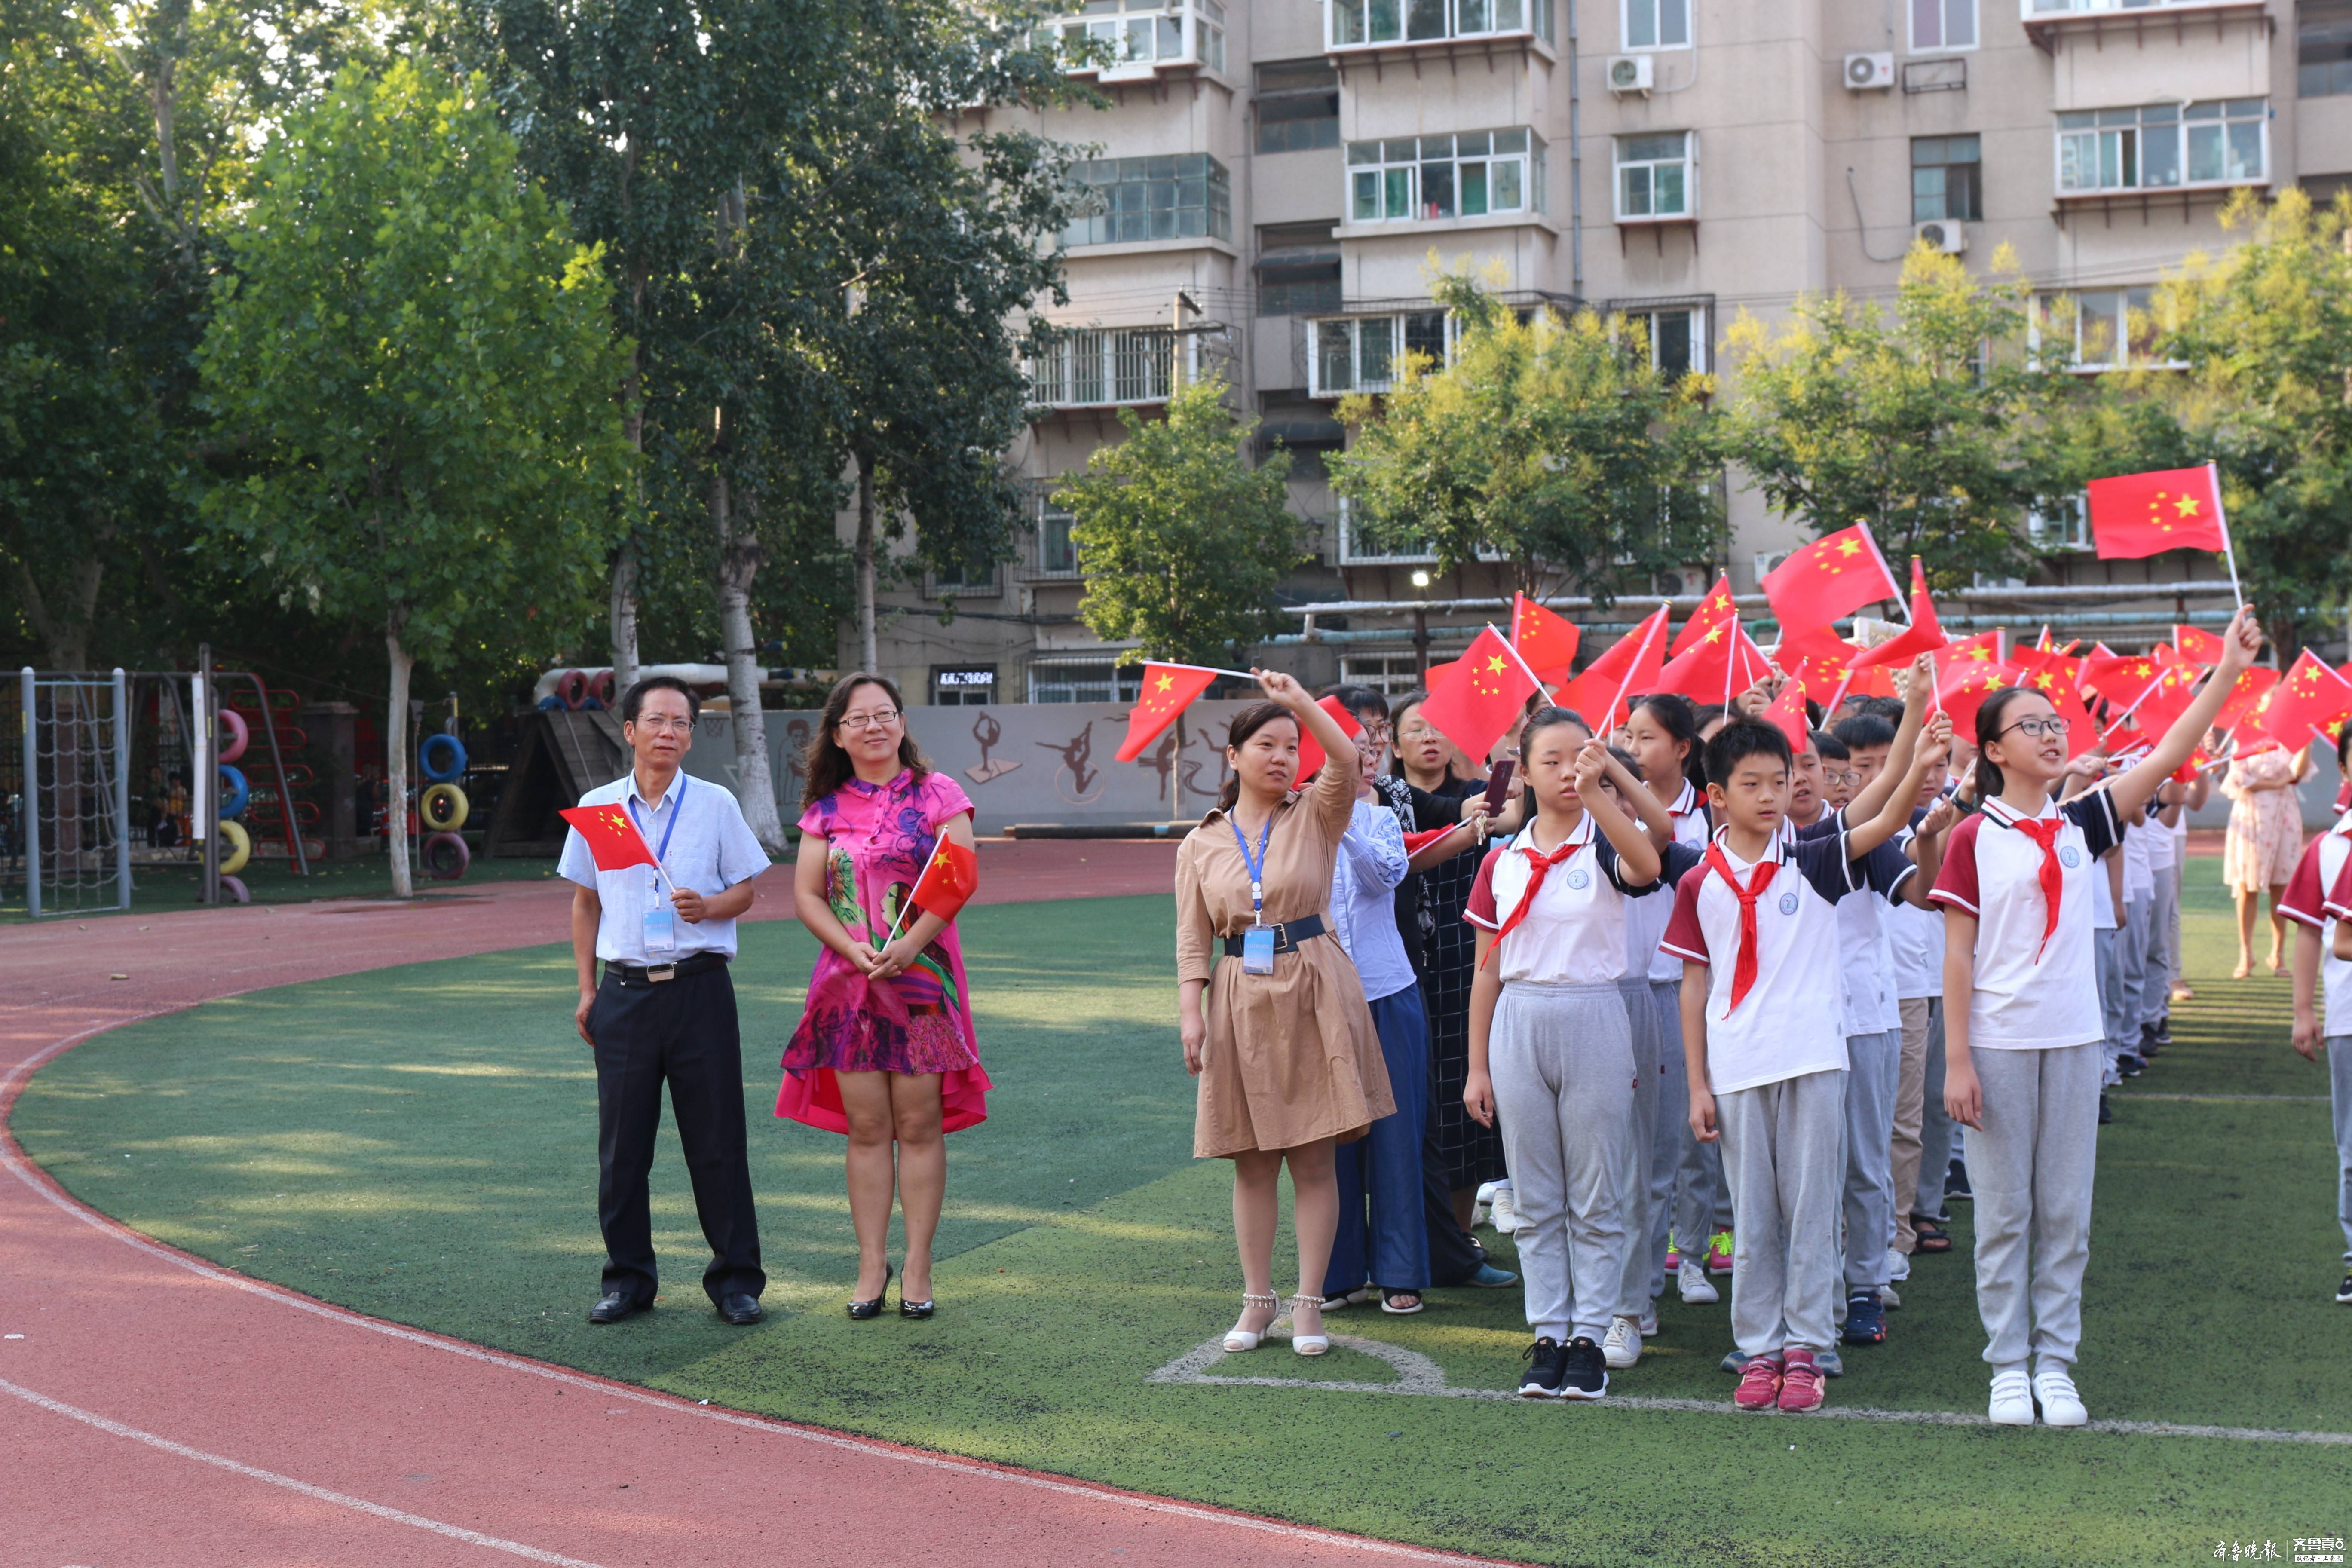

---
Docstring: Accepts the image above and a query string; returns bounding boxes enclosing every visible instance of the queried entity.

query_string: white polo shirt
[2281,812,2352,1033]
[1466,818,1660,986]
[1625,781,1711,983]
[2120,816,2154,904]
[1929,790,2122,1052]
[559,769,772,963]
[1658,830,1864,1095]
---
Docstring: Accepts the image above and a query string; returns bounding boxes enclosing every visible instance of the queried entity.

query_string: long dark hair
[803,673,928,804]
[1973,686,2044,800]
[1631,692,1706,796]
[1217,701,1300,812]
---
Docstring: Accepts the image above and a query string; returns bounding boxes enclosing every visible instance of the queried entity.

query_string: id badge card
[642,905,678,954]
[1240,925,1275,975]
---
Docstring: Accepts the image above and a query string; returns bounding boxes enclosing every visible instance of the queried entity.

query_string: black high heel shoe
[848,1261,893,1320]
[898,1282,934,1321]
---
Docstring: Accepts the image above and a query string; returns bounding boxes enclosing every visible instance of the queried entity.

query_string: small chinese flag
[1670,573,1741,658]
[906,833,981,923]
[1773,621,1856,707]
[559,803,660,872]
[1849,557,1949,671]
[1561,606,1669,729]
[1511,594,1580,684]
[2214,665,2278,735]
[2009,646,2098,758]
[1761,682,1812,757]
[1760,522,1904,635]
[1403,825,1455,854]
[1943,628,2007,668]
[2173,624,2227,666]
[1114,663,1219,763]
[1657,616,1773,706]
[1424,658,1459,691]
[2106,652,2204,747]
[1419,626,1541,763]
[2252,652,2352,749]
[2082,646,2157,700]
[1293,694,1364,781]
[1935,658,2021,736]
[2087,465,2228,559]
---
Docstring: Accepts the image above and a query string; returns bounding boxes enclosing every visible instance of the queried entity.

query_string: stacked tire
[419,733,471,881]
[215,707,252,899]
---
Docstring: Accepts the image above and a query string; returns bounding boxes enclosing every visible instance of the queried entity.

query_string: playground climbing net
[8,670,132,917]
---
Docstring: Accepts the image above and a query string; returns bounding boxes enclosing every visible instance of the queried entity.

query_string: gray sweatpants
[1668,982,1733,1256]
[1718,1067,1846,1357]
[1615,978,1677,1315]
[2096,927,2128,1085]
[1646,980,1687,1291]
[1917,1012,1953,1220]
[1841,1029,1902,1290]
[2333,1037,2352,1258]
[2141,864,2178,1031]
[1891,998,1943,1252]
[1492,982,1634,1343]
[1969,1042,2102,1372]
[2117,897,2153,1053]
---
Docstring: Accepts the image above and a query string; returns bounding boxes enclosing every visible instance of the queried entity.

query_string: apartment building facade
[856,0,2350,705]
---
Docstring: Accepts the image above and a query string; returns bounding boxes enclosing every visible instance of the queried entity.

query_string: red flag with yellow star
[1511,594,1580,683]
[1560,606,1669,729]
[558,802,662,872]
[1760,523,1903,634]
[1671,574,1741,658]
[2174,624,2227,666]
[2082,646,2158,700]
[2214,665,2279,735]
[1657,615,1774,706]
[905,831,981,924]
[2251,652,2352,749]
[2087,466,2227,559]
[1850,557,1949,671]
[1114,663,1219,763]
[1419,626,1541,763]
[2009,646,2098,758]
[1935,658,2021,736]
[1773,621,1856,706]
[1294,695,1364,781]
[1761,681,1812,757]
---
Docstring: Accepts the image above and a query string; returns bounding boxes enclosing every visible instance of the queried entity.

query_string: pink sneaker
[1735,1355,1783,1411]
[1777,1347,1825,1413]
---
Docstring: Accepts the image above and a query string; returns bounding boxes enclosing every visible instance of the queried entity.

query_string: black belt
[1221,913,1327,958]
[604,952,729,987]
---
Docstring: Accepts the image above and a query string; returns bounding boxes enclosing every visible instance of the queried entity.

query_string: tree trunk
[710,406,788,853]
[386,620,414,899]
[855,453,879,673]
[609,542,640,695]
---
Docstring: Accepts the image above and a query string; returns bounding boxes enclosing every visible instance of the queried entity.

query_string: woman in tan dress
[1176,671,1396,1358]
[2221,742,2311,977]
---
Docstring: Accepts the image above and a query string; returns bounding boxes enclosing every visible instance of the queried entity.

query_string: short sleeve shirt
[1624,781,1711,983]
[1465,818,1660,986]
[2281,812,2352,1034]
[1658,830,1865,1094]
[559,770,772,962]
[1929,790,2122,1051]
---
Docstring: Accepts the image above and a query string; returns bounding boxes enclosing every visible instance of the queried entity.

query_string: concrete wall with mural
[679,702,1261,836]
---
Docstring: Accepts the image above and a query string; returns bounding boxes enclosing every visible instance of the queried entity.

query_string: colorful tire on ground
[419,782,470,832]
[217,820,252,875]
[422,831,470,881]
[557,670,589,709]
[591,670,616,707]
[217,708,248,764]
[217,765,249,821]
[219,874,250,905]
[418,732,468,783]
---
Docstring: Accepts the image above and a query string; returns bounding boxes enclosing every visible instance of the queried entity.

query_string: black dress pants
[590,963,766,1305]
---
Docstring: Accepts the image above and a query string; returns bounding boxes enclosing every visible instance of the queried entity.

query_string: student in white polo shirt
[2282,725,2352,1307]
[1664,714,1947,1415]
[1934,605,2261,1428]
[1461,708,1665,1401]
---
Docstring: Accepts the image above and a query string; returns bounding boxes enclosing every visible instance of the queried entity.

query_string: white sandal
[1223,1291,1281,1353]
[1288,1292,1329,1356]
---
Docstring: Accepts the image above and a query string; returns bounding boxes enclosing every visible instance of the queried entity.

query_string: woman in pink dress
[2221,741,2311,977]
[781,674,990,1320]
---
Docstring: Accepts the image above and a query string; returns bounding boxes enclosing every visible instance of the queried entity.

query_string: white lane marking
[1148,1337,2352,1446]
[0,1375,609,1568]
[2121,1093,2329,1103]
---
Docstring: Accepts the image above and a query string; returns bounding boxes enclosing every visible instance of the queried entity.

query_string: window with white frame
[1039,0,1224,73]
[1309,312,1450,397]
[2026,500,2090,552]
[1035,501,1083,576]
[1028,660,1144,703]
[1912,135,1982,221]
[2055,100,2267,195]
[2034,287,2177,370]
[1615,132,1693,220]
[1618,303,1707,378]
[1622,0,1688,49]
[1347,131,1544,224]
[1911,0,1975,51]
[1327,0,1554,51]
[1028,328,1179,407]
[1060,154,1233,247]
[1341,655,1435,694]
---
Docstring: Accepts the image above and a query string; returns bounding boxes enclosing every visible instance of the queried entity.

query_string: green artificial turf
[17,868,2352,1567]
[0,852,569,923]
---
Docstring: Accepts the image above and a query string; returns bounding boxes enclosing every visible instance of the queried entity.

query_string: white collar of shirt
[1667,780,1699,817]
[1716,825,1789,870]
[627,769,687,813]
[1512,815,1596,860]
[1978,794,2061,829]
[2330,809,2352,840]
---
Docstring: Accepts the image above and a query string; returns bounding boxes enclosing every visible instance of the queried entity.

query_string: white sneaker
[1988,1369,2035,1426]
[1678,1260,1719,1303]
[2033,1369,2088,1427]
[1638,1306,1659,1337]
[1471,1179,1498,1228]
[1487,1184,1522,1235]
[1879,1280,1901,1309]
[1602,1315,1643,1369]
[1886,1247,1911,1282]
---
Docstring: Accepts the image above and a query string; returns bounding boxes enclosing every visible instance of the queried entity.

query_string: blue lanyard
[627,780,685,881]
[1229,811,1275,925]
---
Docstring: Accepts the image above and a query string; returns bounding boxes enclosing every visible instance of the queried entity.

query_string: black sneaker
[1518,1336,1568,1397]
[2098,1092,2114,1125]
[1945,1158,1972,1201]
[1560,1335,1610,1400]
[2153,1015,2172,1046]
[2336,1269,2352,1306]
[2116,1053,2144,1078]
[1839,1291,1887,1346]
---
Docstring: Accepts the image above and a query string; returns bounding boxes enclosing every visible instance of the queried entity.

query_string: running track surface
[0,841,1504,1568]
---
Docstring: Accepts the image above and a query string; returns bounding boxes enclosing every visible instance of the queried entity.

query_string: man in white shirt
[563,676,773,1326]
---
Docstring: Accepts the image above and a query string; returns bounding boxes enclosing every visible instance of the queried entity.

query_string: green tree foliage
[195,60,633,895]
[1329,273,1721,602]
[1054,377,1302,667]
[1720,244,2060,592]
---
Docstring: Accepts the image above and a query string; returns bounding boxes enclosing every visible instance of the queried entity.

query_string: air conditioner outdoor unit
[1915,218,1967,254]
[1753,550,1793,582]
[1607,54,1653,93]
[1843,52,1894,90]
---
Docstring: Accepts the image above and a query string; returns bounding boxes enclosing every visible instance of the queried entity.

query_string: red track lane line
[0,1374,611,1568]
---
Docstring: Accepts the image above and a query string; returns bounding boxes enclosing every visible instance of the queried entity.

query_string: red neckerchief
[1703,842,1779,1011]
[1988,799,2066,963]
[1482,821,1593,969]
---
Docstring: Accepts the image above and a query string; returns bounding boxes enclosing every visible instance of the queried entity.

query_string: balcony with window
[1325,0,1555,58]
[1343,131,1547,236]
[1059,154,1234,251]
[2033,288,2185,372]
[1614,131,1695,250]
[1307,311,1450,398]
[2021,0,2274,55]
[1027,328,1188,410]
[1027,503,1086,582]
[1038,0,1226,81]
[2051,100,2268,222]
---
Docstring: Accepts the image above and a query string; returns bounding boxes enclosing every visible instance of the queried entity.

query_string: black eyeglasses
[1999,716,2071,741]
